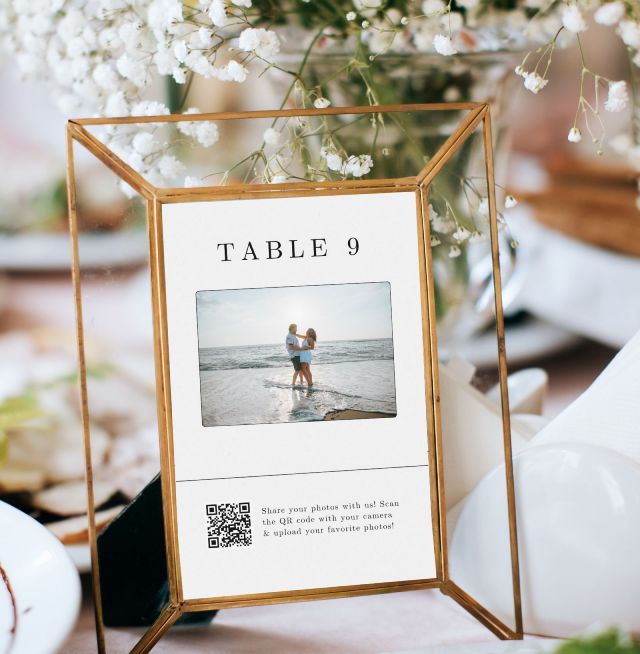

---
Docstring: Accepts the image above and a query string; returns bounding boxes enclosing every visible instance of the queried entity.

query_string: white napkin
[529,327,640,464]
[512,209,640,348]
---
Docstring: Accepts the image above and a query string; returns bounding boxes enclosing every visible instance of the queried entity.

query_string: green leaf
[0,395,43,430]
[556,628,640,654]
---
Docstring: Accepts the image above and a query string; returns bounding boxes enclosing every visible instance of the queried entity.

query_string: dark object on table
[97,474,216,627]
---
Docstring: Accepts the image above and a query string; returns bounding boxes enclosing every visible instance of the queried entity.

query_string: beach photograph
[195,282,397,427]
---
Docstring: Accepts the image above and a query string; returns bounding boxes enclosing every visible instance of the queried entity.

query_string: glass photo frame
[66,103,522,653]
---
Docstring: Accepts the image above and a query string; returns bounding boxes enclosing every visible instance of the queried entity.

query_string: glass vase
[273,50,521,350]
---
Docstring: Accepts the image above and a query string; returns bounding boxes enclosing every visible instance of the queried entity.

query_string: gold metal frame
[66,102,522,653]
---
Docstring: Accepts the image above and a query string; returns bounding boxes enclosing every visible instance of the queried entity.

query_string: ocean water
[199,338,397,427]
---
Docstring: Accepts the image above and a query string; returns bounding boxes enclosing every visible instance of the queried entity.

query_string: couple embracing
[285,323,317,387]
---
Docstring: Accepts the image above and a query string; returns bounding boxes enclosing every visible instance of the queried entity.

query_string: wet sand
[323,409,396,421]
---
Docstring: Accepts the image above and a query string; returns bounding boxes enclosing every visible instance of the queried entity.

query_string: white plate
[65,543,91,574]
[449,316,582,369]
[0,501,81,654]
[0,230,148,271]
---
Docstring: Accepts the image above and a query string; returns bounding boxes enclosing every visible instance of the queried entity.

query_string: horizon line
[199,336,393,349]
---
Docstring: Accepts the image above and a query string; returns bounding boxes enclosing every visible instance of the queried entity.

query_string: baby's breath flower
[504,194,518,208]
[361,20,370,29]
[453,226,470,242]
[433,34,457,56]
[263,127,281,145]
[342,154,374,177]
[619,20,640,48]
[314,97,331,109]
[208,0,230,27]
[92,67,118,93]
[429,204,456,234]
[449,245,462,258]
[219,60,248,83]
[105,91,129,117]
[561,4,588,33]
[132,131,158,155]
[346,11,357,21]
[194,122,220,147]
[444,86,461,102]
[184,175,204,187]
[132,100,170,117]
[158,154,184,179]
[594,1,625,26]
[320,147,344,172]
[173,39,188,63]
[604,80,629,112]
[238,27,280,59]
[522,71,548,94]
[116,52,148,87]
[567,126,582,142]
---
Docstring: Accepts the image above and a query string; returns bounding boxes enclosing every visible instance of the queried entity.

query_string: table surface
[0,272,617,654]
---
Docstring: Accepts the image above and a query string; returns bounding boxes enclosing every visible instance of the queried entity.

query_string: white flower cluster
[513,1,635,161]
[320,148,374,178]
[1,0,639,193]
[0,0,280,186]
[428,190,517,256]
[0,0,282,115]
[356,0,564,58]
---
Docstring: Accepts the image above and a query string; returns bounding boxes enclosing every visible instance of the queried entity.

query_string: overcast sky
[196,282,392,348]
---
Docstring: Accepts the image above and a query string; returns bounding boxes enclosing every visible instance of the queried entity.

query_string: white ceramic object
[388,637,560,654]
[449,443,640,637]
[486,368,548,416]
[0,501,81,654]
[439,361,531,509]
[450,316,581,369]
[0,231,147,272]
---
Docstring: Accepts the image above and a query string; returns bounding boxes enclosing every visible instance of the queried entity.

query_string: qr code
[206,502,252,549]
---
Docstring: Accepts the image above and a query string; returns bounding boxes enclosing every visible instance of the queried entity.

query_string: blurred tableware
[449,443,640,637]
[0,274,7,315]
[0,230,147,272]
[440,359,533,509]
[486,368,548,415]
[0,500,81,654]
[64,544,91,574]
[386,637,560,654]
[516,152,640,257]
[511,208,640,348]
[450,315,581,369]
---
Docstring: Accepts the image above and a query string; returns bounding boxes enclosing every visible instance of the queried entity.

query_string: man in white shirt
[285,323,302,386]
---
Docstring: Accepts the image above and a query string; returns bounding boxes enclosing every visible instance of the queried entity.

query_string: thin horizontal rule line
[176,464,428,483]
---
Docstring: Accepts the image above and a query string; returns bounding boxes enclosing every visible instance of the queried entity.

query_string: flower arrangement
[0,1,636,322]
[0,1,634,179]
